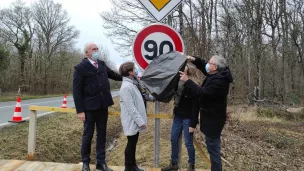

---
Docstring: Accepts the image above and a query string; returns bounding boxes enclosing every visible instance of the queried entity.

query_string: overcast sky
[1,0,132,67]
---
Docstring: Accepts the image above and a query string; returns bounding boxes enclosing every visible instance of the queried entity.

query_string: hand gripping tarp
[140,51,187,103]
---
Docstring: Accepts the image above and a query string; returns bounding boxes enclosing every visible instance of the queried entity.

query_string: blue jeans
[171,115,195,164]
[205,136,222,171]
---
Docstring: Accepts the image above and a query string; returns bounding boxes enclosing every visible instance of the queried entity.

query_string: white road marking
[0,111,55,128]
[0,98,73,109]
[0,92,118,129]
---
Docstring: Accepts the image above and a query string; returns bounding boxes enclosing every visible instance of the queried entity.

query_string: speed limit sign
[133,23,184,70]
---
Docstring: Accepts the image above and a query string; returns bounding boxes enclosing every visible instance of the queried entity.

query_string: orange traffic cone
[9,96,25,123]
[62,94,67,108]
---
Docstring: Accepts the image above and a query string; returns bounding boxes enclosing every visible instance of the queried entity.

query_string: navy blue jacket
[73,58,122,113]
[184,57,233,138]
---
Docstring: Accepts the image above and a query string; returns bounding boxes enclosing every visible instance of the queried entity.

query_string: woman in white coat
[119,62,147,171]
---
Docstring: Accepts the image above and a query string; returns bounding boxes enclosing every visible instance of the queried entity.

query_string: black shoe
[161,160,179,171]
[82,163,91,171]
[133,166,144,171]
[187,164,195,171]
[124,166,133,171]
[96,163,113,171]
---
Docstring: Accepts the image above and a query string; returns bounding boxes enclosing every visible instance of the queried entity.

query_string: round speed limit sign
[133,23,184,70]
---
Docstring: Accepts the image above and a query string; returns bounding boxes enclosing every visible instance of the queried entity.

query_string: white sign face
[133,23,184,70]
[137,0,183,22]
[141,32,176,64]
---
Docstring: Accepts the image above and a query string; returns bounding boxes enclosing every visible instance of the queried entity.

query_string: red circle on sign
[133,24,184,70]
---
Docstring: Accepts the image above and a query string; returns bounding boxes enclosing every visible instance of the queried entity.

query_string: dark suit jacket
[73,58,122,113]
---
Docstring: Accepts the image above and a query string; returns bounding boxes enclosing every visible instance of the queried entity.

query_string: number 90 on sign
[133,23,184,70]
[142,32,175,61]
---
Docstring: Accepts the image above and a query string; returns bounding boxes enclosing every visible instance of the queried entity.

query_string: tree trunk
[43,62,49,94]
[256,0,264,100]
[280,0,287,102]
[201,0,207,59]
[271,27,278,98]
[258,58,262,99]
[179,3,183,36]
[214,0,219,53]
[19,50,26,93]
[247,44,252,104]
[207,0,213,57]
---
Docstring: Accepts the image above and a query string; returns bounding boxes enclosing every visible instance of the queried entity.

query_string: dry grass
[227,105,283,123]
[0,98,303,171]
[0,98,122,164]
[222,104,304,171]
[107,100,209,169]
[106,118,209,169]
[0,98,209,169]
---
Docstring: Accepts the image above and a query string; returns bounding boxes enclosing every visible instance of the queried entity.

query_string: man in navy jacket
[73,42,122,171]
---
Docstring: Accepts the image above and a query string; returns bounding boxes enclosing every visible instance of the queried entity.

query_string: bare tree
[289,0,304,95]
[279,0,288,102]
[32,0,79,94]
[0,0,104,95]
[263,0,281,98]
[100,0,154,57]
[0,0,34,92]
[100,0,304,105]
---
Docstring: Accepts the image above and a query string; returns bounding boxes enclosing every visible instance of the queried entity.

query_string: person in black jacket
[162,62,202,171]
[180,55,233,171]
[73,42,122,171]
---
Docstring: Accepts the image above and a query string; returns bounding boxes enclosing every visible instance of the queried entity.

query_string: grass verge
[0,98,121,163]
[0,99,303,171]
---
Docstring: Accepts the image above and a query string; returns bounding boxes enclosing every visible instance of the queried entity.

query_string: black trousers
[81,108,108,164]
[125,132,139,167]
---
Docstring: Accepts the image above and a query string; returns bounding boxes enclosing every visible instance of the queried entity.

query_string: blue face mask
[91,51,101,61]
[135,68,138,76]
[205,63,210,73]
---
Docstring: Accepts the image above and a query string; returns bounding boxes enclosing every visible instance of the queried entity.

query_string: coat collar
[123,76,135,84]
[81,58,105,72]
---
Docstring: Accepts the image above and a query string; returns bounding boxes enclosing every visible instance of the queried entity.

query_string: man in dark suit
[73,42,122,171]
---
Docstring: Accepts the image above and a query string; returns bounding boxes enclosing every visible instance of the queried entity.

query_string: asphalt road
[0,91,119,128]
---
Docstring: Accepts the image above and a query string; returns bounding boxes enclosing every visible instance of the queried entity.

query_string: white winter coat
[119,77,147,136]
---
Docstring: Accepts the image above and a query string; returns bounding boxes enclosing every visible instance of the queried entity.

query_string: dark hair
[119,62,134,77]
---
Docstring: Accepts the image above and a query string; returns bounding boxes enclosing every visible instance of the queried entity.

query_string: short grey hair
[211,55,227,71]
[83,42,95,53]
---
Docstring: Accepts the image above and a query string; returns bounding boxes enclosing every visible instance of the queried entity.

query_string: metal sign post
[154,101,160,167]
[134,1,185,168]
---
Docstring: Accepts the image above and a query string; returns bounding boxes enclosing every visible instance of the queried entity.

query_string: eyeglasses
[208,62,217,66]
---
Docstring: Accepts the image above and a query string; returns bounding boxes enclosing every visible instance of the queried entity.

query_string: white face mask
[91,51,101,60]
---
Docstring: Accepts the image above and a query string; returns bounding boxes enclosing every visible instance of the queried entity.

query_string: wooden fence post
[27,110,37,161]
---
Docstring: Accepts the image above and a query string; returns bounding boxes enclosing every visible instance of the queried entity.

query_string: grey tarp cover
[140,51,187,103]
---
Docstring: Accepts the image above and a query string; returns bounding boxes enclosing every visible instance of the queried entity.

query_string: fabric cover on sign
[140,51,187,103]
